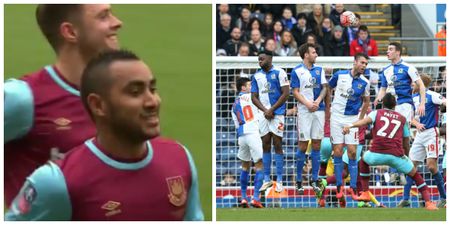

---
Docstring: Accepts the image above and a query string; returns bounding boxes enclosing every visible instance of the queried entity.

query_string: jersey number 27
[376,116,401,138]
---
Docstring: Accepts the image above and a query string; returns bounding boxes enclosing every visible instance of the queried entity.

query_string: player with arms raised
[231,77,264,208]
[343,93,438,211]
[290,43,328,196]
[251,50,290,193]
[375,42,426,120]
[327,53,371,200]
[398,74,446,208]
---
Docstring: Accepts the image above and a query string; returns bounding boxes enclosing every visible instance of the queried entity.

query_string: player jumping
[231,77,264,208]
[290,43,328,197]
[328,53,371,200]
[398,74,446,208]
[251,50,290,193]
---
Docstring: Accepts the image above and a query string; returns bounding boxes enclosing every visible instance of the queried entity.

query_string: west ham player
[4,4,122,205]
[290,43,328,196]
[231,77,264,208]
[6,50,204,220]
[251,50,290,193]
[328,53,371,200]
[343,93,438,211]
[375,42,426,120]
[398,74,446,208]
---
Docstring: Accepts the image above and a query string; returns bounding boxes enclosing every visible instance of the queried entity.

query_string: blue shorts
[363,151,414,174]
[343,145,363,164]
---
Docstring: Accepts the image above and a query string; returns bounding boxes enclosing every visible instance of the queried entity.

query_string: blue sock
[275,153,284,182]
[311,149,320,182]
[404,176,413,201]
[263,153,271,182]
[334,156,343,186]
[253,170,264,201]
[349,158,358,188]
[240,170,249,200]
[433,172,446,199]
[296,150,306,182]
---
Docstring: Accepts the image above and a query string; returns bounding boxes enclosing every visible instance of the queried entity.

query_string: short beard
[106,103,152,144]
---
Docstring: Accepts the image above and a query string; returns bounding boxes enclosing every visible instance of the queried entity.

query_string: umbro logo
[101,201,122,217]
[53,117,72,130]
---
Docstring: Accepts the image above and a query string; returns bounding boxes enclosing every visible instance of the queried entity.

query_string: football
[340,11,358,27]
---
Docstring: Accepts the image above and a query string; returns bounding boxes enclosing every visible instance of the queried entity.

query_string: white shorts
[237,133,263,163]
[330,113,359,145]
[395,103,414,123]
[297,110,325,141]
[259,115,284,137]
[409,127,440,161]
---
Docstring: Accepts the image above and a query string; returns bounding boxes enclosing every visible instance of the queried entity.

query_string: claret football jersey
[5,137,204,221]
[5,65,96,205]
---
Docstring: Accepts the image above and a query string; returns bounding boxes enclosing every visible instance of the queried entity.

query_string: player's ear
[87,93,106,117]
[60,22,78,44]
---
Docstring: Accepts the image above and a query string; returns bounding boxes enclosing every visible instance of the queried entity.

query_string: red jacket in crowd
[349,38,378,56]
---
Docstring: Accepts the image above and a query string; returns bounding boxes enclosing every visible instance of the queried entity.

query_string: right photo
[216,4,446,221]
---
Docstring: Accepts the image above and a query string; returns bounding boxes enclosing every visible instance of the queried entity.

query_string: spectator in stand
[324,25,349,56]
[243,18,263,42]
[318,17,334,46]
[307,4,325,37]
[217,13,232,49]
[237,43,251,57]
[306,33,324,56]
[216,49,227,56]
[292,13,313,47]
[220,172,237,187]
[217,4,233,27]
[431,80,443,93]
[223,27,242,56]
[439,67,446,96]
[236,6,252,32]
[262,13,274,38]
[345,12,361,44]
[329,4,345,26]
[435,25,446,56]
[349,25,378,56]
[275,30,298,56]
[281,7,297,31]
[249,29,265,56]
[264,38,279,56]
[256,4,296,21]
[269,20,284,44]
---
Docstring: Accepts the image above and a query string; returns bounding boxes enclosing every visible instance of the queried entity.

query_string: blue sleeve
[403,122,410,137]
[4,79,34,142]
[250,75,258,93]
[182,146,204,221]
[5,162,72,221]
[290,70,300,88]
[328,72,338,88]
[379,72,387,88]
[368,110,377,125]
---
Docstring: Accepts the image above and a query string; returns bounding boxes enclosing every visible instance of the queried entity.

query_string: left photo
[4,4,212,221]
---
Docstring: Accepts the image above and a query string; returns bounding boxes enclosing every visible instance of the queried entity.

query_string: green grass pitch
[217,208,446,221]
[4,4,212,220]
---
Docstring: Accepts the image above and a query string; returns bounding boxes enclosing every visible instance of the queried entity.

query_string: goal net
[216,56,446,208]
